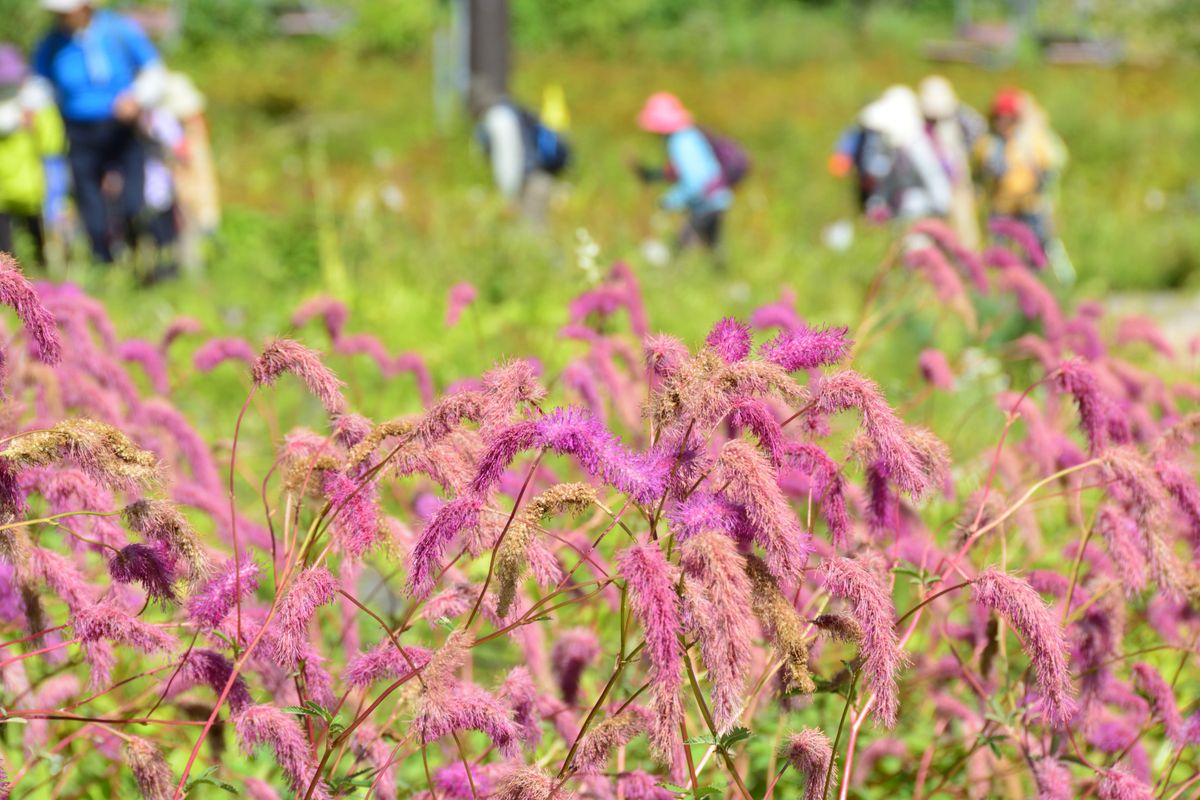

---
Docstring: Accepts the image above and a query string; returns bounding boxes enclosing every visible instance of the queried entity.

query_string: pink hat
[637,92,692,134]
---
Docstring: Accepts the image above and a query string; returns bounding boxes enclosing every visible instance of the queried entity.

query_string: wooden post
[468,0,510,102]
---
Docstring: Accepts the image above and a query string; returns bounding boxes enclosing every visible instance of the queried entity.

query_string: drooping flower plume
[972,568,1074,725]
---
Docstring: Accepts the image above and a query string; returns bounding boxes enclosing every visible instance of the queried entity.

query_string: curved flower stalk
[2,418,162,492]
[616,543,683,762]
[194,337,257,372]
[972,569,1074,725]
[251,339,346,415]
[821,556,905,727]
[716,439,811,582]
[680,532,754,732]
[235,704,333,800]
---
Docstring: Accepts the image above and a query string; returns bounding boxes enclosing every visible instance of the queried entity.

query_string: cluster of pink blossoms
[0,220,1198,800]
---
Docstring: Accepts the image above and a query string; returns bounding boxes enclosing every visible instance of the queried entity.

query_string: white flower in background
[640,239,671,268]
[576,228,601,282]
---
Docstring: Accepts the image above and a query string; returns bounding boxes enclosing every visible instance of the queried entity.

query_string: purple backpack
[700,127,751,188]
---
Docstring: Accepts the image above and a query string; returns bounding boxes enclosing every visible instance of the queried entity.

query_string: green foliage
[178,0,276,48]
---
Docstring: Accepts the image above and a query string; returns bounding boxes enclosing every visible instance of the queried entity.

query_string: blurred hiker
[470,82,570,228]
[855,86,951,223]
[0,44,64,265]
[159,72,219,268]
[829,117,886,215]
[973,87,1067,250]
[34,0,167,264]
[634,92,746,264]
[919,75,985,247]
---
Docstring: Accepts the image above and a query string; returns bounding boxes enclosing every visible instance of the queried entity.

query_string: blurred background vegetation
[2,0,1198,446]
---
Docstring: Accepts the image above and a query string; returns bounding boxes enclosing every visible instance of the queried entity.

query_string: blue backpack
[516,106,571,175]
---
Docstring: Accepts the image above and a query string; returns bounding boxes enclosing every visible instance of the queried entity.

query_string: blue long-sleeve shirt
[661,126,732,213]
[34,11,159,123]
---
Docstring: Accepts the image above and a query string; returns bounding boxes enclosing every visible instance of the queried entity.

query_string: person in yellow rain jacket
[973,87,1067,247]
[0,44,64,264]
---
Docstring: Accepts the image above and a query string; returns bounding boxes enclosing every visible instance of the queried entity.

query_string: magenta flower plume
[137,398,222,492]
[124,736,173,800]
[988,216,1048,269]
[1054,360,1130,454]
[551,628,600,705]
[1154,457,1200,544]
[760,324,851,372]
[617,543,683,761]
[728,396,787,466]
[666,491,746,543]
[717,439,811,581]
[681,532,754,733]
[343,640,433,688]
[644,333,690,379]
[407,494,483,597]
[1131,662,1184,744]
[787,443,850,548]
[0,753,9,800]
[1094,507,1147,595]
[29,546,96,612]
[995,263,1065,339]
[235,704,332,800]
[433,761,501,799]
[446,281,478,327]
[972,568,1074,725]
[291,296,348,340]
[534,407,665,504]
[821,557,905,727]
[193,337,257,372]
[0,252,63,364]
[810,370,948,499]
[73,601,175,653]
[918,349,954,391]
[491,766,575,800]
[499,665,542,746]
[321,469,383,559]
[333,332,392,373]
[619,771,674,800]
[160,316,202,351]
[781,728,835,800]
[706,317,752,363]
[388,352,435,405]
[270,566,336,667]
[904,246,967,303]
[908,218,989,291]
[251,339,346,415]
[1034,758,1072,800]
[573,706,653,774]
[186,559,260,629]
[176,649,253,713]
[1116,316,1175,359]
[117,338,170,394]
[1097,768,1154,800]
[108,543,177,605]
[414,679,521,757]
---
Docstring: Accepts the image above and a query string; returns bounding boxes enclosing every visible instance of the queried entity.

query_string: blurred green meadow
[40,3,1197,397]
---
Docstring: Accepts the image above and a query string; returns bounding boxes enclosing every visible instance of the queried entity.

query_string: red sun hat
[991,87,1024,118]
[637,92,693,135]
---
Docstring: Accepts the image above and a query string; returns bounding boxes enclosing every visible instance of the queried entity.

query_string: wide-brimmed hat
[637,92,692,135]
[919,75,957,120]
[41,0,90,12]
[0,45,28,86]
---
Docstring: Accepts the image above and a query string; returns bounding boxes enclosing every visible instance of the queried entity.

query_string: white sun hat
[40,0,90,12]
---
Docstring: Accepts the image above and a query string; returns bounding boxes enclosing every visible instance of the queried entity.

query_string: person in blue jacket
[635,92,732,261]
[34,0,165,264]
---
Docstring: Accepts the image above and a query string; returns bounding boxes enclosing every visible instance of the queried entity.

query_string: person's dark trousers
[679,208,724,251]
[65,119,147,263]
[0,212,47,266]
